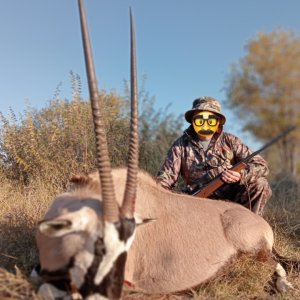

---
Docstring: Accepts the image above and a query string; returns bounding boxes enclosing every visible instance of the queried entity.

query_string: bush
[0,74,183,189]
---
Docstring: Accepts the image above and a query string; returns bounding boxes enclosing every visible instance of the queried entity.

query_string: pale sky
[1,0,300,148]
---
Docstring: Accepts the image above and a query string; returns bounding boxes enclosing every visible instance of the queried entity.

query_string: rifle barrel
[240,125,296,163]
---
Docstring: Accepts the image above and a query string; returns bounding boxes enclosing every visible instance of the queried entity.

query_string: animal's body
[37,168,293,298]
[119,170,273,293]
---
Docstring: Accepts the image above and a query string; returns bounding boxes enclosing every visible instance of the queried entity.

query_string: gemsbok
[35,1,299,299]
[36,1,138,299]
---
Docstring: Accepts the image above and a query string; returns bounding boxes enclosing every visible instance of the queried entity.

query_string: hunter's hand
[222,170,241,184]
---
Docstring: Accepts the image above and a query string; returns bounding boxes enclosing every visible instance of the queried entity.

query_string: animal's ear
[38,209,92,237]
[38,219,73,237]
[70,173,90,186]
[134,214,157,227]
[70,171,101,192]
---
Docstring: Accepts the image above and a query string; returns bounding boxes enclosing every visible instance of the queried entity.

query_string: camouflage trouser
[212,177,272,215]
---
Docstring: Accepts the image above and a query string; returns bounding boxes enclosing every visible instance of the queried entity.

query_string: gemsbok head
[36,0,139,299]
[35,1,300,300]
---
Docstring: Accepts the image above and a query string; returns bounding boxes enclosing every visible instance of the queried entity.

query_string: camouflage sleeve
[229,134,270,184]
[157,138,183,190]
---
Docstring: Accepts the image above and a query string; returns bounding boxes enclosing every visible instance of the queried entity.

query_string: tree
[226,29,300,178]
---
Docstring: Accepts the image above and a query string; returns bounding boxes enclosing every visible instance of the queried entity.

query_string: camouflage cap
[185,96,226,125]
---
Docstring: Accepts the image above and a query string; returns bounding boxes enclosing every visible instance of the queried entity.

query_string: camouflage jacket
[157,126,269,191]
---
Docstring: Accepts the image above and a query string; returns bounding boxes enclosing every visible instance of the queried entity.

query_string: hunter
[157,96,272,215]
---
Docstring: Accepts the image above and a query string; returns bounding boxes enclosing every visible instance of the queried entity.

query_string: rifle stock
[193,162,247,198]
[191,125,296,199]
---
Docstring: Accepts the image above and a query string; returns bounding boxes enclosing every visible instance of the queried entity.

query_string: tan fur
[37,168,276,295]
[111,169,274,293]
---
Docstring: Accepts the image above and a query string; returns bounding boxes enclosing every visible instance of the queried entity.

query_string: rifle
[192,125,296,198]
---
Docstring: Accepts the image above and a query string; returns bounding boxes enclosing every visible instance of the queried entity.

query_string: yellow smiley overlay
[192,111,219,138]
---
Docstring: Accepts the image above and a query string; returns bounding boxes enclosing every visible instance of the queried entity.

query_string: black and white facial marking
[37,217,135,300]
[79,218,136,300]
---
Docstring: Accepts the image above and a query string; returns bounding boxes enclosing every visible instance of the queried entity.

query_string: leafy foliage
[0,74,182,186]
[226,30,300,178]
[135,82,183,175]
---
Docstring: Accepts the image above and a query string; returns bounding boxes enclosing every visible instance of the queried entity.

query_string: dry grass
[193,253,300,300]
[0,175,58,274]
[0,176,56,299]
[0,176,299,300]
[0,267,41,300]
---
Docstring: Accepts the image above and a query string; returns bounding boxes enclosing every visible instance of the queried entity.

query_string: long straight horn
[78,0,119,223]
[121,8,139,219]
